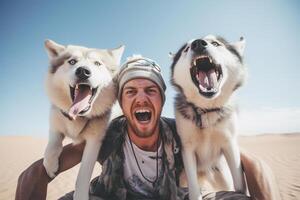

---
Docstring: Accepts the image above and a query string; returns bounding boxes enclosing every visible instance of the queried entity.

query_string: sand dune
[0,134,299,199]
[0,136,101,200]
[239,134,300,200]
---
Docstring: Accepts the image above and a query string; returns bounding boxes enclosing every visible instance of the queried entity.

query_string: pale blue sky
[1,0,299,136]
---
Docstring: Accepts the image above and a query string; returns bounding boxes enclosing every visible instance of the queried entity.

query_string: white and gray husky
[171,35,247,200]
[43,40,124,200]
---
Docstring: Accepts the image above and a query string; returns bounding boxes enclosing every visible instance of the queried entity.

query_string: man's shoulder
[98,115,126,163]
[107,115,127,132]
[161,116,175,123]
[160,116,181,146]
[160,116,176,132]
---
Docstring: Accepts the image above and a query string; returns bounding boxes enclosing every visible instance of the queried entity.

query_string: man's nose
[135,91,148,104]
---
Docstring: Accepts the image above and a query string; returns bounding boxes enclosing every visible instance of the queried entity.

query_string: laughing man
[16,56,279,200]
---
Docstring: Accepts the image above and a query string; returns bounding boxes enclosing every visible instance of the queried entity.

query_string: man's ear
[110,45,125,66]
[232,37,246,57]
[44,39,65,58]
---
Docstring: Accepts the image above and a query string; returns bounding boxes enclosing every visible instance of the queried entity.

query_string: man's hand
[15,142,85,200]
[241,150,282,200]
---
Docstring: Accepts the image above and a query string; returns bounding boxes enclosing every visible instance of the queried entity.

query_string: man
[16,56,279,200]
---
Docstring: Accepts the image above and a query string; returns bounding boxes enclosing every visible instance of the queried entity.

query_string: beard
[127,117,160,138]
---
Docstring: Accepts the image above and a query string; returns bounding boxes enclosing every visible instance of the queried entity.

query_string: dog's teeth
[193,59,197,66]
[75,85,79,90]
[209,57,212,63]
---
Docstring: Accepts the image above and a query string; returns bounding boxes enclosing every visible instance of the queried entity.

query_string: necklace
[127,132,160,187]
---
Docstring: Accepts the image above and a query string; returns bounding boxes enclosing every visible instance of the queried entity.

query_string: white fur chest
[176,110,237,171]
[50,108,89,141]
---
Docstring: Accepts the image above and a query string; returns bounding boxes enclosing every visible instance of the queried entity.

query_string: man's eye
[147,89,158,94]
[94,61,102,66]
[211,41,220,47]
[126,90,134,95]
[68,59,77,65]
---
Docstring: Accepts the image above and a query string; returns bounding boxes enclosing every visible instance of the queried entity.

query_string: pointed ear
[110,45,125,65]
[44,39,65,58]
[232,37,246,57]
[169,52,175,59]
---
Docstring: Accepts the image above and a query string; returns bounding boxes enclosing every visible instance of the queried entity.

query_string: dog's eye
[183,46,190,52]
[211,41,220,47]
[68,59,77,65]
[94,61,102,66]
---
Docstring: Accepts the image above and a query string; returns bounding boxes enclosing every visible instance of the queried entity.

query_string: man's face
[121,78,163,138]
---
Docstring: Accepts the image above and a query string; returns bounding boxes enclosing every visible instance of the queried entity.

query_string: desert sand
[0,134,299,200]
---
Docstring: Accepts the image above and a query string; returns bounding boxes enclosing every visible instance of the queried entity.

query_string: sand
[0,134,299,200]
[239,134,300,200]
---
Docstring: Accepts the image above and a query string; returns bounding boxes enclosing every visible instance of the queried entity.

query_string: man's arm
[241,151,281,200]
[15,142,85,200]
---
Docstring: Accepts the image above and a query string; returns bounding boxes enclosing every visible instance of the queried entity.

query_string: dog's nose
[191,39,207,52]
[75,67,91,80]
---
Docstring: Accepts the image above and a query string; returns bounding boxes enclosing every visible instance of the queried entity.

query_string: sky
[0,0,299,136]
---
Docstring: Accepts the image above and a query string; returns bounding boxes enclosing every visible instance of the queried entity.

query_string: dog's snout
[75,67,91,80]
[191,39,207,52]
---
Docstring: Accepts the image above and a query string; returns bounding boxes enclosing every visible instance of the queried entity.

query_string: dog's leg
[176,112,202,200]
[210,158,233,191]
[43,131,64,178]
[223,140,246,193]
[182,149,202,200]
[73,136,101,200]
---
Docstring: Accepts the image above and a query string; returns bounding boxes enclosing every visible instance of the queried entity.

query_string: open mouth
[190,55,223,98]
[68,83,98,119]
[134,109,152,122]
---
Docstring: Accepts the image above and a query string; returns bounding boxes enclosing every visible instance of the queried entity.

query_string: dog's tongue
[68,85,92,120]
[197,69,218,90]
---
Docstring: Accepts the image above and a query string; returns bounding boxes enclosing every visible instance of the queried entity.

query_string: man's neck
[128,127,160,152]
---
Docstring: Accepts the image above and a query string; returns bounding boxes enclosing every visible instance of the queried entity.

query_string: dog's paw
[197,196,203,200]
[43,158,59,178]
[73,191,88,200]
[190,194,203,200]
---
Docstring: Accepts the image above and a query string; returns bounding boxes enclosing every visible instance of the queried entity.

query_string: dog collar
[59,108,111,136]
[175,94,232,128]
[60,108,111,121]
[60,110,73,121]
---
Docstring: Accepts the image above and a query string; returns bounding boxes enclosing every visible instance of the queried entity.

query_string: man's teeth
[135,109,150,114]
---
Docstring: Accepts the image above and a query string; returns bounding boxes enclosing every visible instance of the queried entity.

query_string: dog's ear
[44,39,66,58]
[110,45,125,66]
[232,37,246,57]
[169,52,175,59]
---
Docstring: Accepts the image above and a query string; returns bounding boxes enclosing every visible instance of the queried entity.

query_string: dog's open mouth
[134,109,152,122]
[190,55,223,98]
[68,83,98,119]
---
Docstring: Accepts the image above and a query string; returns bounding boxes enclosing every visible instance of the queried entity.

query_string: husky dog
[43,40,124,200]
[171,35,247,200]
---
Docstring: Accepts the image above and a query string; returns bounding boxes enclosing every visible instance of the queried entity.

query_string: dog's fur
[171,35,247,200]
[43,40,124,200]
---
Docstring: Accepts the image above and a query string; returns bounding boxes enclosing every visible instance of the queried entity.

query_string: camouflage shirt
[89,116,188,200]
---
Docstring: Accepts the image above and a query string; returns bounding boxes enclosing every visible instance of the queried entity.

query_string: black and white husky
[171,35,247,200]
[43,40,124,200]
